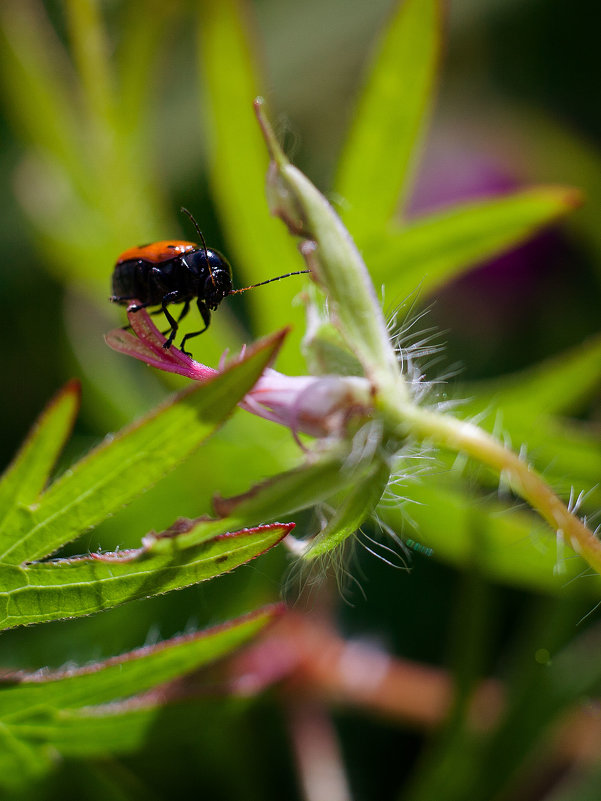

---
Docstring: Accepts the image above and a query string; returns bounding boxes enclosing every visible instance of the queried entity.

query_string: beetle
[110,208,308,355]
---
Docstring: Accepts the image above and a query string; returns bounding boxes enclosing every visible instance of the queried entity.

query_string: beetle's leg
[110,295,136,304]
[158,301,191,338]
[127,301,154,313]
[142,267,182,348]
[177,300,191,322]
[144,306,167,333]
[112,298,154,331]
[155,291,183,348]
[179,300,211,356]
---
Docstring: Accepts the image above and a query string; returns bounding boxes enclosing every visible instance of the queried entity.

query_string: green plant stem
[394,403,601,574]
[255,98,409,404]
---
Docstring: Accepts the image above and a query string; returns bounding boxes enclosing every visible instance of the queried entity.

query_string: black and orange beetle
[110,208,308,355]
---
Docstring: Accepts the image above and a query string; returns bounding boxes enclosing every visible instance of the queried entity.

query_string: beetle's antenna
[180,206,215,285]
[230,270,310,294]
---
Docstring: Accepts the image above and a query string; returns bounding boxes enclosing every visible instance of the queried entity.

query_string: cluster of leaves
[0,337,294,629]
[0,0,600,798]
[0,336,295,790]
[193,0,601,590]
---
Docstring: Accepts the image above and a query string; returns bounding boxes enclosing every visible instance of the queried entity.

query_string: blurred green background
[1,1,601,799]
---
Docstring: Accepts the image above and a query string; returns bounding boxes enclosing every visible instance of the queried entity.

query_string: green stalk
[395,404,601,575]
[254,99,409,406]
[255,99,601,577]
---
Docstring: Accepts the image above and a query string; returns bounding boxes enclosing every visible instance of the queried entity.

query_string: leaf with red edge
[0,523,292,630]
[0,604,281,716]
[0,605,281,781]
[0,330,285,568]
[0,381,80,541]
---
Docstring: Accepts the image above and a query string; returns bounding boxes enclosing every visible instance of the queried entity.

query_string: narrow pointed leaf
[449,411,601,508]
[256,103,406,402]
[64,0,115,128]
[212,451,370,530]
[196,0,305,363]
[302,285,365,376]
[0,381,80,537]
[336,0,442,239]
[463,333,601,417]
[455,332,601,503]
[0,331,285,566]
[0,2,82,177]
[0,725,50,791]
[6,706,165,758]
[0,605,280,717]
[378,480,601,596]
[5,698,219,759]
[117,5,173,136]
[0,524,290,630]
[368,186,580,298]
[304,459,391,558]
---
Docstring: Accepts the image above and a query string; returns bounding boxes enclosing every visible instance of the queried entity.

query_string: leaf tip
[253,96,287,168]
[48,378,81,417]
[555,185,584,211]
[536,184,584,214]
[216,522,295,544]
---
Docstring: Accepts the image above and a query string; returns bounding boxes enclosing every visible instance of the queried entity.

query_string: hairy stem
[396,405,601,574]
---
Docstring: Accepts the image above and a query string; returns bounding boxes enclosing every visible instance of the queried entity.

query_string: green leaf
[378,479,601,596]
[116,5,173,138]
[455,336,601,505]
[462,333,601,417]
[0,519,290,631]
[0,2,83,182]
[0,331,284,566]
[303,328,365,378]
[7,706,158,758]
[0,607,279,782]
[368,186,580,298]
[0,605,279,716]
[196,0,306,366]
[303,459,391,558]
[510,112,601,275]
[0,2,170,292]
[302,285,365,377]
[212,451,367,531]
[0,724,51,791]
[336,0,443,239]
[64,0,115,129]
[6,698,218,760]
[460,413,601,509]
[0,381,80,536]
[256,103,407,406]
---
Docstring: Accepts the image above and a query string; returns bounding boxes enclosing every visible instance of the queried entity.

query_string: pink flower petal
[106,307,372,438]
[105,305,217,381]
